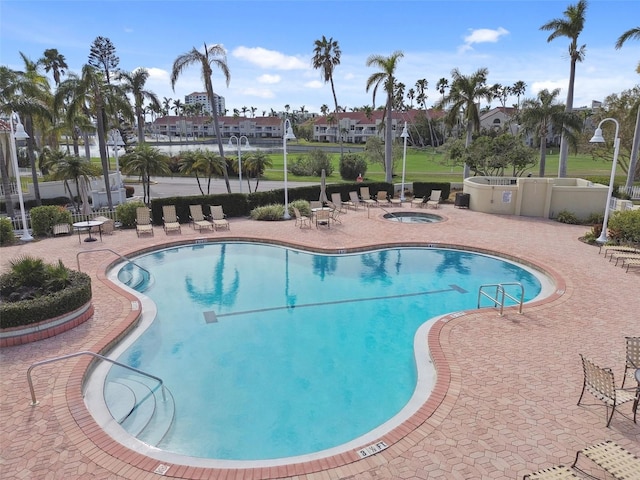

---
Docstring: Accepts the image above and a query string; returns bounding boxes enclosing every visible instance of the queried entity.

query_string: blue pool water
[106,242,544,461]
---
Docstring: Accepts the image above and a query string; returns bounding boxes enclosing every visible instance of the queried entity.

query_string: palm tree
[519,88,582,176]
[615,26,640,190]
[41,150,101,213]
[365,50,404,183]
[118,68,160,144]
[436,77,449,102]
[56,64,133,210]
[540,0,588,178]
[120,143,170,205]
[512,80,527,110]
[243,151,272,192]
[312,36,343,159]
[435,67,492,178]
[415,78,437,147]
[171,43,232,193]
[39,49,68,86]
[178,149,208,195]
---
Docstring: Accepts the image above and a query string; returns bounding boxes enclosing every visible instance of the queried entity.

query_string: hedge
[0,270,92,329]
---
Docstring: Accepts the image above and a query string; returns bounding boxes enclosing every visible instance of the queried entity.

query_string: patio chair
[135,207,154,237]
[189,204,214,231]
[522,465,579,479]
[359,186,376,207]
[92,215,115,235]
[347,191,360,210]
[310,200,323,210]
[426,190,442,209]
[571,440,640,480]
[293,207,311,228]
[577,354,636,427]
[331,192,346,213]
[328,202,343,224]
[315,208,331,228]
[411,195,429,208]
[376,190,391,206]
[622,336,640,388]
[162,205,182,235]
[209,205,230,231]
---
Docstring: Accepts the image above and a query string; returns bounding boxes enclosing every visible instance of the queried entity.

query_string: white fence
[6,209,119,237]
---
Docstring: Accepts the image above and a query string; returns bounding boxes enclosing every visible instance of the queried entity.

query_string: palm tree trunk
[625,105,640,190]
[96,107,113,210]
[463,122,473,179]
[558,58,577,178]
[385,96,393,183]
[0,140,16,218]
[330,77,344,161]
[25,115,42,205]
[137,108,145,144]
[538,136,547,177]
[205,82,231,193]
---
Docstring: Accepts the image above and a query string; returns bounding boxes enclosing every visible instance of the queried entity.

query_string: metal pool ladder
[477,282,524,316]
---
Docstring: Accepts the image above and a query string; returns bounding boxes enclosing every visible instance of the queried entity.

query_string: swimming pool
[92,242,549,465]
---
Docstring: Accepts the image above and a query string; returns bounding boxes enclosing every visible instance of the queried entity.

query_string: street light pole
[589,118,621,243]
[108,129,125,205]
[400,122,409,201]
[9,112,33,241]
[228,135,249,193]
[282,118,296,219]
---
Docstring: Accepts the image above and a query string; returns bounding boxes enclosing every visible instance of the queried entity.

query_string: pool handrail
[27,350,166,406]
[76,248,150,277]
[477,282,524,315]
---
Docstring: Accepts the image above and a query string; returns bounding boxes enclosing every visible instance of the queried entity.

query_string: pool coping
[63,238,566,479]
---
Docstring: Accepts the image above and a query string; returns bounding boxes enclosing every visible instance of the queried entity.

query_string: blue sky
[1,0,639,115]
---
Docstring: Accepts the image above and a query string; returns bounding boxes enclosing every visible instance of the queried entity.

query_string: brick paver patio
[1,203,638,479]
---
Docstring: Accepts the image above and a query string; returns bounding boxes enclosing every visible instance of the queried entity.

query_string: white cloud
[305,80,324,89]
[232,46,307,70]
[459,27,509,53]
[257,74,281,84]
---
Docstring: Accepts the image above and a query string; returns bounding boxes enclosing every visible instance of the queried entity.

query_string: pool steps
[105,374,176,447]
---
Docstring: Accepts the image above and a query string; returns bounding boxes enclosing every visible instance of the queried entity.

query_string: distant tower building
[184,92,225,115]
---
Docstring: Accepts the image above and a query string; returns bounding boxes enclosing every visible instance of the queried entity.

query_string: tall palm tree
[312,36,343,160]
[615,26,640,190]
[118,68,160,144]
[171,43,232,193]
[120,143,170,205]
[178,149,208,195]
[435,67,492,178]
[39,49,68,86]
[366,50,404,183]
[56,65,133,210]
[540,0,588,178]
[512,80,527,110]
[519,88,582,177]
[415,78,437,147]
[243,151,272,192]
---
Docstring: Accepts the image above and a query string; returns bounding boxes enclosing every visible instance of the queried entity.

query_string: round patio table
[73,220,104,243]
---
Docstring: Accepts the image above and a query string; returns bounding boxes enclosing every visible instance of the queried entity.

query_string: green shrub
[289,149,334,176]
[585,212,604,225]
[29,205,72,236]
[607,209,640,244]
[0,217,16,246]
[116,201,146,228]
[250,204,285,221]
[339,153,368,180]
[0,257,92,328]
[556,210,580,224]
[289,199,311,217]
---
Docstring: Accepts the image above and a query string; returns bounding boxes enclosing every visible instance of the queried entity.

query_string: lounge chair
[599,244,640,258]
[577,354,636,426]
[411,195,429,208]
[359,186,376,207]
[162,205,182,234]
[293,207,311,228]
[426,190,442,209]
[376,190,391,206]
[612,252,640,266]
[346,191,360,210]
[189,205,214,231]
[622,258,640,273]
[135,207,154,237]
[623,336,639,388]
[331,192,346,213]
[571,441,640,480]
[209,205,230,231]
[523,465,579,479]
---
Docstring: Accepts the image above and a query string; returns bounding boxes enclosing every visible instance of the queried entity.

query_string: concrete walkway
[0,202,638,479]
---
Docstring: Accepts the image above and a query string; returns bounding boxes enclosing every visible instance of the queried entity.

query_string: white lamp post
[228,135,249,193]
[589,118,621,243]
[9,112,33,241]
[282,119,296,219]
[400,121,409,201]
[108,129,125,205]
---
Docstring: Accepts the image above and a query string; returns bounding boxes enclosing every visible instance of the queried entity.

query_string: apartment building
[184,92,225,116]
